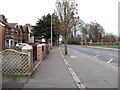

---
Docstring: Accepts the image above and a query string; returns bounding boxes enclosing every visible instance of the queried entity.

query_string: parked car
[16,43,27,49]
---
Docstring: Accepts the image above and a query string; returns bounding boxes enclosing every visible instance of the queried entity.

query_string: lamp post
[51,14,53,48]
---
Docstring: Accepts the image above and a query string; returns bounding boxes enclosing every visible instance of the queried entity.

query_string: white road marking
[70,56,77,58]
[93,55,99,58]
[59,47,87,89]
[107,59,113,63]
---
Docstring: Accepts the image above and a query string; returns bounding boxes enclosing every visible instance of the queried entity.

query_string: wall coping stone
[22,44,33,50]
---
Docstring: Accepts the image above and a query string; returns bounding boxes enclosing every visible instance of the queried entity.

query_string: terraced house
[0,14,29,50]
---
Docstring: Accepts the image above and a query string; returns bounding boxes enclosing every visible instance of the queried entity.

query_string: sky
[0,0,119,35]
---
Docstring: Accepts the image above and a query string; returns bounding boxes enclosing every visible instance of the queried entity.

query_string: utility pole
[51,14,53,48]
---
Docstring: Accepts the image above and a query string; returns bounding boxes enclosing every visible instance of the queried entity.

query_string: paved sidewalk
[23,46,77,88]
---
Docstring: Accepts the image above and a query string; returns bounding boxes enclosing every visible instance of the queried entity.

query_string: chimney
[25,24,31,26]
[0,14,5,20]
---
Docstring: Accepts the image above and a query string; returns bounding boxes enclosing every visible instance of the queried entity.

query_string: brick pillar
[37,44,43,61]
[42,44,46,56]
[22,44,33,74]
[46,44,49,54]
[48,43,51,51]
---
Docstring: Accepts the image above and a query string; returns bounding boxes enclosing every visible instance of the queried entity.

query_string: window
[14,30,18,35]
[10,29,13,34]
[6,29,8,33]
[20,30,22,35]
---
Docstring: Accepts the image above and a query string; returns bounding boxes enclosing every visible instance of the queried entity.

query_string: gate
[33,45,37,62]
[0,49,32,76]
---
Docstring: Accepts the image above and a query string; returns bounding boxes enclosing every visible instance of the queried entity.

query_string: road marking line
[93,55,99,58]
[59,47,87,89]
[107,59,113,63]
[70,56,77,58]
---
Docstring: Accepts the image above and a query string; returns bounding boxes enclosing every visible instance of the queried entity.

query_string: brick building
[24,24,34,43]
[0,14,29,50]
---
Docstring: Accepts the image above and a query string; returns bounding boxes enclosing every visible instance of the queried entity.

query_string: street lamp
[51,14,53,48]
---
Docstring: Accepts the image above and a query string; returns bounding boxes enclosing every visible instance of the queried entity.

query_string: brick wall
[0,24,5,50]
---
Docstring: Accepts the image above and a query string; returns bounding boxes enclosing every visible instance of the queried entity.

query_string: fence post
[22,44,33,75]
[37,44,43,61]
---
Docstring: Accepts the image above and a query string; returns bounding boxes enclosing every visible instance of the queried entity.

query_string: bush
[67,39,75,44]
[67,37,81,45]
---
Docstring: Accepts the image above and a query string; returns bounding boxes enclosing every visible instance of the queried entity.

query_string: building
[0,14,29,50]
[23,24,34,43]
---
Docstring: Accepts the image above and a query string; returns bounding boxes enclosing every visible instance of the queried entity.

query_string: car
[16,43,27,49]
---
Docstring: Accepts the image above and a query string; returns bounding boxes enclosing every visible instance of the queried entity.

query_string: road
[68,45,118,66]
[60,45,118,88]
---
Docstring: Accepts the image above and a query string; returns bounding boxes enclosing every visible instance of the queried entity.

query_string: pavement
[23,46,77,88]
[2,45,119,89]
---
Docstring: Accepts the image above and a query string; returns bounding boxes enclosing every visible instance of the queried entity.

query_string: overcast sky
[0,0,119,35]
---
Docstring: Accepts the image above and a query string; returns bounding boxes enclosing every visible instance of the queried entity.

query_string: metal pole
[51,14,53,48]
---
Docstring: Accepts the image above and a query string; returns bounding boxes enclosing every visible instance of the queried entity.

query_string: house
[0,14,29,50]
[23,24,34,43]
[0,14,11,50]
[22,25,29,43]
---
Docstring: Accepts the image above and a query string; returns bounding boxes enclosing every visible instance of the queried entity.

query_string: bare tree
[52,13,61,46]
[102,33,118,42]
[89,22,105,42]
[81,25,88,42]
[54,0,78,55]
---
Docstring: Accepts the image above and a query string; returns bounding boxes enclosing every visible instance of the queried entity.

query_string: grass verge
[90,45,119,48]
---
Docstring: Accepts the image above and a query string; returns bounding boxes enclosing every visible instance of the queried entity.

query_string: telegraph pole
[51,14,53,48]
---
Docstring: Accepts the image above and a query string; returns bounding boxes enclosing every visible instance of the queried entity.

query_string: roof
[23,26,29,33]
[4,35,14,39]
[0,19,11,28]
[24,24,31,27]
[0,14,5,20]
[18,25,24,32]
[8,23,18,28]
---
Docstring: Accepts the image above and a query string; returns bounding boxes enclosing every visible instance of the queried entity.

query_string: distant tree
[72,16,81,37]
[32,14,52,43]
[52,13,61,46]
[89,22,105,42]
[102,33,118,42]
[81,25,88,42]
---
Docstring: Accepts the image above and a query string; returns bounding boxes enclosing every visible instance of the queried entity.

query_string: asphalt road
[68,45,118,66]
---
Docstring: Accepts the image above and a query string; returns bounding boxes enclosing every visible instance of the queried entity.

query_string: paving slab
[24,47,77,88]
